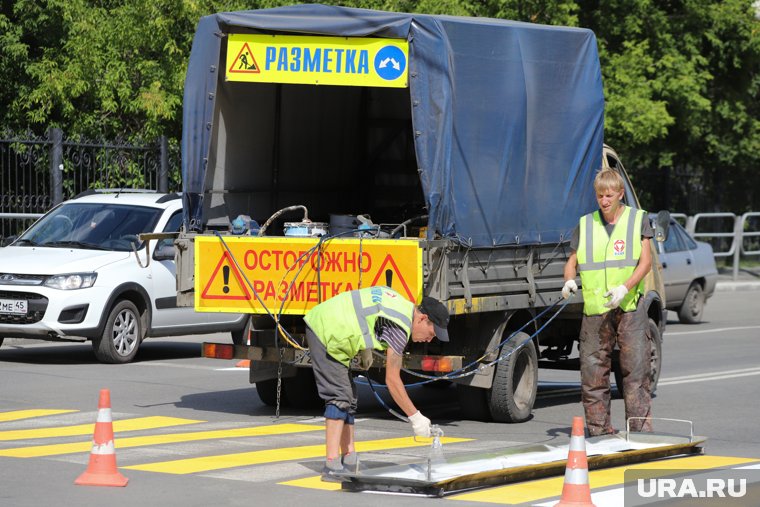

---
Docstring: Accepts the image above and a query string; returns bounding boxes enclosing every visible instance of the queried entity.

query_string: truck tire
[488,333,538,423]
[613,317,662,398]
[282,369,323,409]
[678,283,704,324]
[92,300,142,364]
[255,379,284,407]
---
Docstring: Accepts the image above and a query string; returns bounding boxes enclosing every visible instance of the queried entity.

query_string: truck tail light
[421,356,454,372]
[203,343,234,360]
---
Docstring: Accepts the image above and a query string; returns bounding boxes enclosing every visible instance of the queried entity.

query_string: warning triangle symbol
[229,42,261,74]
[370,254,414,301]
[201,251,252,300]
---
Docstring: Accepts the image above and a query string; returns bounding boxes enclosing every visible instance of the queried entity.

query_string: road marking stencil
[447,455,759,505]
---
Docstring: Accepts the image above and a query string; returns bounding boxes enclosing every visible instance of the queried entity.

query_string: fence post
[159,135,169,193]
[732,215,742,281]
[49,128,63,205]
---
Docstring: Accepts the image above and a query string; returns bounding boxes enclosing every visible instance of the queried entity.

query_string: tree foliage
[1,0,759,211]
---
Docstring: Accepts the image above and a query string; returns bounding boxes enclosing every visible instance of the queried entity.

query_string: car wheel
[678,282,704,324]
[0,336,4,349]
[93,300,142,364]
[613,317,662,398]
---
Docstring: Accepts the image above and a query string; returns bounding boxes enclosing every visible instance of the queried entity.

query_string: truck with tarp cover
[173,4,666,422]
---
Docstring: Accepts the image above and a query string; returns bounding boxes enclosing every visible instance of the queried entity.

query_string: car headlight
[43,273,98,290]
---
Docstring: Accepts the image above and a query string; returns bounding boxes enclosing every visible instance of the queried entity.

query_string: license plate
[0,299,27,314]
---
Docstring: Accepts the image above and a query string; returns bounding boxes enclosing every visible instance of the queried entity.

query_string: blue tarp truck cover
[181,4,604,247]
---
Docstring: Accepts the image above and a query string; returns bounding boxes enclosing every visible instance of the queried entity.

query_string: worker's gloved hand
[408,411,432,438]
[604,285,629,309]
[561,279,578,299]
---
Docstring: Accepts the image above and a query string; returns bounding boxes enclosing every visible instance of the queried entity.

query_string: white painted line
[661,366,760,382]
[665,325,760,336]
[660,370,760,386]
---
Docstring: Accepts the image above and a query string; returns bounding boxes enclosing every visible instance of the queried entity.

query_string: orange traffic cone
[75,389,129,487]
[554,416,595,507]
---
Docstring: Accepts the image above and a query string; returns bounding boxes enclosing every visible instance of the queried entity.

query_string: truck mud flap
[337,432,706,497]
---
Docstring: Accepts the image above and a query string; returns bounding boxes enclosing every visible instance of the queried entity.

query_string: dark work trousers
[304,325,358,414]
[579,299,652,436]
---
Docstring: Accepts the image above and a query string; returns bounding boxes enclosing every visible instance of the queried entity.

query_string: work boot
[320,458,348,483]
[342,451,360,473]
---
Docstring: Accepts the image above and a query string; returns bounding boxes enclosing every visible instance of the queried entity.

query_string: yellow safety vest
[303,286,414,367]
[577,206,645,316]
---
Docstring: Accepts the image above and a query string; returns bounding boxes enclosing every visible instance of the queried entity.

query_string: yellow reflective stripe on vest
[577,207,645,315]
[578,207,642,271]
[350,289,413,350]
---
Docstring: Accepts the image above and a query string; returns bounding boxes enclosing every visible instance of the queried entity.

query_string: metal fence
[685,212,760,280]
[0,129,180,239]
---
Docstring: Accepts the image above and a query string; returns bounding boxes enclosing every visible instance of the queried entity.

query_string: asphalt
[715,266,760,292]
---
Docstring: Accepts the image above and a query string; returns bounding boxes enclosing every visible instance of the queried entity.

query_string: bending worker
[303,286,450,481]
[562,168,653,436]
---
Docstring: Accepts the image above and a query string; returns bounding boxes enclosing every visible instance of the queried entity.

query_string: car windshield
[17,202,162,252]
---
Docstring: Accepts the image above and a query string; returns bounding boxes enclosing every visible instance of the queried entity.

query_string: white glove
[408,411,432,438]
[561,279,578,299]
[604,284,629,309]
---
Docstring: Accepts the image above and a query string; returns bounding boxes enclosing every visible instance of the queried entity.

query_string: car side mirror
[654,210,671,242]
[152,242,176,262]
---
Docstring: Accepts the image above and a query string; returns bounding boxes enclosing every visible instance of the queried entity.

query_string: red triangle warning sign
[370,254,415,301]
[228,42,260,74]
[201,251,252,300]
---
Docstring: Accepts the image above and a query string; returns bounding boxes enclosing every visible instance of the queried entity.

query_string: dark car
[651,214,718,323]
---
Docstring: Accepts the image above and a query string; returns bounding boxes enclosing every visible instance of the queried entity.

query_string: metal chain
[275,348,284,418]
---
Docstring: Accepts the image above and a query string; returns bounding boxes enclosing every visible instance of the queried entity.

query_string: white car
[0,190,248,363]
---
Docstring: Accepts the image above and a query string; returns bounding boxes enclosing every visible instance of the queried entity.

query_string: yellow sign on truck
[194,236,423,314]
[225,34,409,87]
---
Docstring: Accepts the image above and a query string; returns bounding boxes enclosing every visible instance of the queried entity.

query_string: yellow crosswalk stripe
[0,423,322,458]
[280,475,342,491]
[0,416,203,441]
[0,409,79,422]
[448,455,760,504]
[124,436,472,475]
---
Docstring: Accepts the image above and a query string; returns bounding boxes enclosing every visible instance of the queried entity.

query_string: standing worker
[303,286,450,481]
[562,168,654,436]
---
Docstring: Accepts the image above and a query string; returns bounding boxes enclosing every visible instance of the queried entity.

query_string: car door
[658,220,697,307]
[150,209,211,329]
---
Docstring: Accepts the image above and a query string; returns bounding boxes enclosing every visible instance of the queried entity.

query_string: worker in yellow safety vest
[303,286,450,481]
[562,168,654,436]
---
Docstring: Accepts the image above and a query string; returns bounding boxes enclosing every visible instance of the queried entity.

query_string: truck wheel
[283,369,323,409]
[92,300,142,364]
[678,283,704,324]
[613,317,662,398]
[488,333,538,423]
[255,379,284,407]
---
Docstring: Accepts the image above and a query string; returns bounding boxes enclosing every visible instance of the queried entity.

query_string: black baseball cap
[419,297,450,342]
